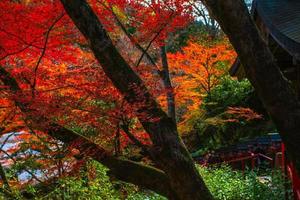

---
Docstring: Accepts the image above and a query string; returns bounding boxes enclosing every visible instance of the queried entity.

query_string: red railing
[200,143,300,200]
[201,152,273,172]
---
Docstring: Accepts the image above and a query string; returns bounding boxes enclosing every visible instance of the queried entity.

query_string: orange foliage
[166,40,236,117]
[225,107,263,122]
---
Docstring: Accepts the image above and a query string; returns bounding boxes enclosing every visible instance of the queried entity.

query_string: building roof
[254,0,300,57]
[230,0,300,77]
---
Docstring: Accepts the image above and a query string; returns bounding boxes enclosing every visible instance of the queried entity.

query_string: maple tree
[60,1,214,199]
[187,76,267,151]
[0,0,214,199]
[165,39,236,132]
[1,0,294,199]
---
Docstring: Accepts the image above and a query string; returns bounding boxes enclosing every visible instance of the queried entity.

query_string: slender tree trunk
[160,46,176,122]
[60,0,213,199]
[203,0,300,172]
[107,3,176,123]
[112,11,176,123]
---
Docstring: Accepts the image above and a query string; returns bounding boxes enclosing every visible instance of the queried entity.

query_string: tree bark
[107,6,176,123]
[0,65,174,198]
[160,46,176,122]
[202,0,300,172]
[59,0,213,199]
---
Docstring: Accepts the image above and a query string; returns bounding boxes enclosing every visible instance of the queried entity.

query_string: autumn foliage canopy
[0,0,241,197]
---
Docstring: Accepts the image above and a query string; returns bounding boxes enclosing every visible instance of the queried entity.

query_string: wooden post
[251,154,255,170]
[282,143,290,200]
[242,160,245,175]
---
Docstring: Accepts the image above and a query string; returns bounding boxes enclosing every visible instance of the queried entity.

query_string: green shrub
[1,162,291,200]
[191,76,274,151]
[198,165,292,200]
[17,161,166,200]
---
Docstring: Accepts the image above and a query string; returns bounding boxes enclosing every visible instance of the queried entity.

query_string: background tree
[166,39,236,133]
[189,76,273,154]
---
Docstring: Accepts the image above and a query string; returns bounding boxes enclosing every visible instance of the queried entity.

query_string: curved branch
[0,65,173,198]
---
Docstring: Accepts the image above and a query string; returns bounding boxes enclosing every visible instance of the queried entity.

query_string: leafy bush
[1,162,290,200]
[198,165,292,200]
[189,76,274,151]
[202,76,253,116]
[17,161,166,200]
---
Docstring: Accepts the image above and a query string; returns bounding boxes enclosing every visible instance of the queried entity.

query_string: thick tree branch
[59,1,212,199]
[99,2,176,121]
[0,65,173,198]
[98,1,158,67]
[120,123,150,155]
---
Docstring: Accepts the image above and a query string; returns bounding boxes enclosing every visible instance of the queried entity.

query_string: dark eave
[254,0,300,58]
[230,0,300,78]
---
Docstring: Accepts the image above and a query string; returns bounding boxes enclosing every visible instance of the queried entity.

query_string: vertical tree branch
[31,13,64,98]
[160,46,176,122]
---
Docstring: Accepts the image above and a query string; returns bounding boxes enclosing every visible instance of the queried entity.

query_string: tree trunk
[203,0,300,172]
[0,65,174,198]
[160,46,176,122]
[60,0,213,199]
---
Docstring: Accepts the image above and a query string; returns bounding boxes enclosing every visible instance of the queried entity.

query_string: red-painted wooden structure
[199,138,300,200]
[282,143,300,200]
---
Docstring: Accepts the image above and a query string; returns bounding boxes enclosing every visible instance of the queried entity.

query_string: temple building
[230,0,300,94]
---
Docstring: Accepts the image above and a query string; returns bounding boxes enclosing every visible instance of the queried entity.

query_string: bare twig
[31,13,65,97]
